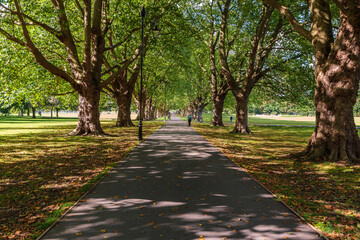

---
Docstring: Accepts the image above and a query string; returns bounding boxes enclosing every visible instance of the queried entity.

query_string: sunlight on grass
[193,123,360,240]
[0,116,164,239]
[197,113,360,127]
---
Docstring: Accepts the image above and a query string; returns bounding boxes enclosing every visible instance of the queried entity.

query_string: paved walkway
[41,117,324,240]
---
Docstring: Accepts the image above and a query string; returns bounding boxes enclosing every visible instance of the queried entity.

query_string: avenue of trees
[1,0,359,162]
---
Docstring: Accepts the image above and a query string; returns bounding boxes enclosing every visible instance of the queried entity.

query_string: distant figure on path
[230,116,233,123]
[187,114,192,127]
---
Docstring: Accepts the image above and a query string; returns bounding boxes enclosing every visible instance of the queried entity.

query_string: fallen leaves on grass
[0,118,163,239]
[193,123,360,240]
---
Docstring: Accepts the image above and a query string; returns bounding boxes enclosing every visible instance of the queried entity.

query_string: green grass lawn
[193,123,360,240]
[0,116,164,239]
[199,113,316,126]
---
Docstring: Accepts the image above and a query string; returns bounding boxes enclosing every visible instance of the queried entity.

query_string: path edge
[36,122,166,240]
[191,124,329,240]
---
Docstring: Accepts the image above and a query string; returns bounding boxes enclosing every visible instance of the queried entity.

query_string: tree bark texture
[71,86,105,136]
[135,91,146,121]
[231,91,252,134]
[145,97,152,121]
[305,6,360,162]
[209,20,229,127]
[150,105,157,120]
[211,93,227,126]
[262,0,360,162]
[197,105,206,123]
[111,69,136,127]
[32,107,36,118]
[115,94,134,127]
[218,3,274,134]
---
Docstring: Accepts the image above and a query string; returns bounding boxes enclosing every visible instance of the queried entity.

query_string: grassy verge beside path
[0,116,164,239]
[193,122,360,240]
[196,113,360,126]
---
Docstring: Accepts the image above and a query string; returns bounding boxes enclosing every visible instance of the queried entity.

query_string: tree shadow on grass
[0,121,163,239]
[193,123,360,239]
[41,120,323,240]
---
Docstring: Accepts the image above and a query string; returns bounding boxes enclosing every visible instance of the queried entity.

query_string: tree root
[115,122,135,127]
[293,145,360,164]
[210,122,225,127]
[67,128,112,137]
[230,125,253,135]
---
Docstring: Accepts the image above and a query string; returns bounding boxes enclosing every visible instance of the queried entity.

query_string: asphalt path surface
[41,116,325,240]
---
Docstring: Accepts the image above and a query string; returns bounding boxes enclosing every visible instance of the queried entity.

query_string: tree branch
[13,0,77,88]
[332,0,350,16]
[74,0,84,17]
[50,91,76,96]
[52,0,82,72]
[105,27,141,51]
[0,3,62,39]
[261,0,312,42]
[0,27,27,47]
[256,53,303,80]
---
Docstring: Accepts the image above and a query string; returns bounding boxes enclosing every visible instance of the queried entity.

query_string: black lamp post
[164,80,167,122]
[139,6,160,140]
[139,6,146,140]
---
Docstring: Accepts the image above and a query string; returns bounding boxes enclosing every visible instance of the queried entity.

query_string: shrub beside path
[41,116,325,240]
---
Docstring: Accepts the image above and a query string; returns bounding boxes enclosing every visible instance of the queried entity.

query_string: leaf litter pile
[193,123,360,240]
[0,117,163,239]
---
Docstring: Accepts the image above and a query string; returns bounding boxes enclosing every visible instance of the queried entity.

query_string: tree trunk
[150,105,157,120]
[27,107,30,116]
[51,107,53,118]
[56,108,59,117]
[145,98,152,121]
[197,105,205,123]
[303,11,360,162]
[211,93,227,126]
[193,106,198,121]
[70,88,105,136]
[136,93,146,121]
[115,93,134,127]
[31,108,36,118]
[231,91,252,134]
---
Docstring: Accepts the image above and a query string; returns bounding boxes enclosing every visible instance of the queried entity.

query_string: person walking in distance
[187,114,192,127]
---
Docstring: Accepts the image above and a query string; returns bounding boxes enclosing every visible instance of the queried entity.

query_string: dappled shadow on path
[42,117,324,240]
